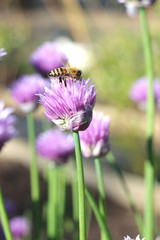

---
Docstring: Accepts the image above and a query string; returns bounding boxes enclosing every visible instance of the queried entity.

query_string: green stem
[72,160,79,240]
[107,152,143,235]
[27,112,40,240]
[85,188,112,240]
[47,164,58,240]
[86,197,92,237]
[72,160,79,222]
[94,158,107,240]
[0,188,13,240]
[139,8,155,240]
[73,131,86,240]
[57,167,66,240]
[59,167,66,219]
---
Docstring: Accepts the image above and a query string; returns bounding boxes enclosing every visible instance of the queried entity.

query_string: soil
[0,161,138,240]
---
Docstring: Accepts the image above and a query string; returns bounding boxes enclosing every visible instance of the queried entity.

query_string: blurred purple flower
[79,112,110,158]
[0,102,16,151]
[10,74,46,113]
[36,129,74,164]
[10,217,30,240]
[124,234,145,240]
[30,42,68,75]
[0,48,7,62]
[38,78,96,131]
[129,76,160,109]
[4,199,16,218]
[0,229,5,240]
[118,0,156,17]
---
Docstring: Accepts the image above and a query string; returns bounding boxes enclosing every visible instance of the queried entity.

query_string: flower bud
[79,112,110,158]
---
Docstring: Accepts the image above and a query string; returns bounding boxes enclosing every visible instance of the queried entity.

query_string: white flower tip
[136,234,145,240]
[104,115,110,122]
[20,102,37,113]
[125,2,138,17]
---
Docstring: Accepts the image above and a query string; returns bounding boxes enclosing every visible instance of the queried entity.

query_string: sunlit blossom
[36,129,74,164]
[129,76,160,109]
[118,0,156,17]
[10,74,46,113]
[10,217,30,240]
[30,42,68,75]
[38,78,96,131]
[124,234,145,240]
[0,102,16,151]
[79,111,110,158]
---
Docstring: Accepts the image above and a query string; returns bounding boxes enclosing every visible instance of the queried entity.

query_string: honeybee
[48,66,82,86]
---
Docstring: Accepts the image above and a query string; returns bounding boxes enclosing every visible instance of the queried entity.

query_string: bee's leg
[71,77,75,83]
[59,77,62,84]
[64,78,67,87]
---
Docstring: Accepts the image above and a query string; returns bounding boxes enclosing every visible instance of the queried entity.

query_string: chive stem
[139,8,155,239]
[73,131,86,240]
[27,112,40,240]
[0,188,13,240]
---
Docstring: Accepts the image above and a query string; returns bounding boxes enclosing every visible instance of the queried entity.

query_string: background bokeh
[0,1,160,239]
[1,0,160,174]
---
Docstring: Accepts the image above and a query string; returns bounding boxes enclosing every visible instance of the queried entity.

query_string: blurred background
[0,0,160,239]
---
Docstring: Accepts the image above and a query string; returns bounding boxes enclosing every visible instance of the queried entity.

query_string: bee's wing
[62,61,70,67]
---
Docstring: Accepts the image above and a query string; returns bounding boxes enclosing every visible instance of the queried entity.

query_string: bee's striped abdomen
[57,68,63,75]
[48,68,62,77]
[54,69,59,76]
[49,70,55,76]
[48,67,69,78]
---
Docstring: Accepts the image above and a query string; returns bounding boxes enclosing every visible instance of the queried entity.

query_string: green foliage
[85,18,160,108]
[0,21,31,84]
[0,22,30,51]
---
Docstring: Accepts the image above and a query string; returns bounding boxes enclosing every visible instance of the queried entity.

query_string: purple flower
[0,102,16,151]
[39,78,96,131]
[36,129,74,164]
[10,217,30,240]
[129,76,160,109]
[79,112,110,158]
[124,234,145,240]
[0,229,5,240]
[4,199,16,218]
[118,0,156,17]
[0,48,7,62]
[10,74,46,113]
[30,42,68,75]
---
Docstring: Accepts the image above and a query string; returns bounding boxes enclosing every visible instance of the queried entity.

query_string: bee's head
[77,70,82,78]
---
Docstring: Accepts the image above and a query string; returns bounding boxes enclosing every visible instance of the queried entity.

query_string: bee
[48,66,82,86]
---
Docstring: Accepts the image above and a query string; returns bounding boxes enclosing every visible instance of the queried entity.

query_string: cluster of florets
[30,42,68,75]
[0,199,30,240]
[36,129,74,164]
[9,217,30,240]
[80,111,110,158]
[30,42,112,158]
[38,78,96,131]
[0,49,17,151]
[129,76,160,109]
[10,74,47,113]
[0,102,17,151]
[118,0,157,17]
[124,235,145,240]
